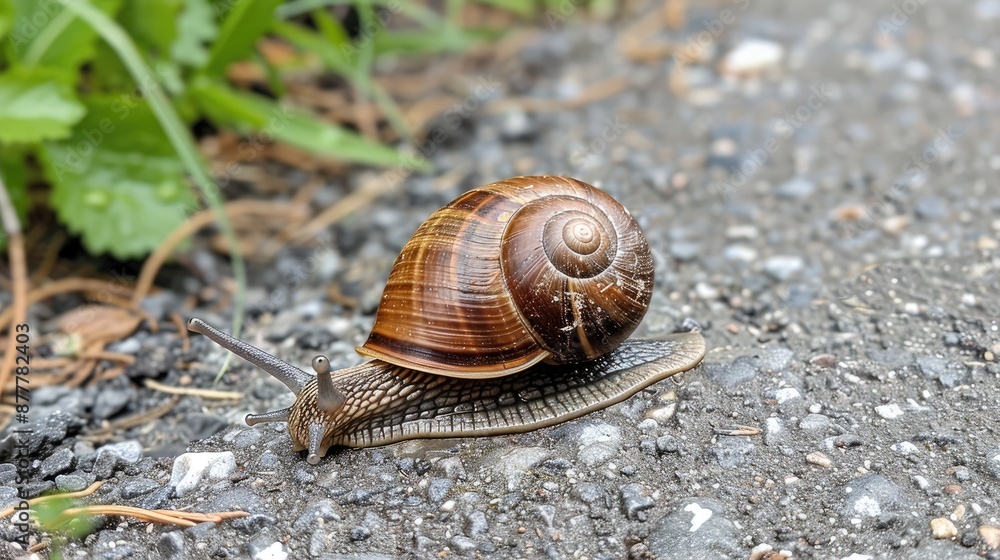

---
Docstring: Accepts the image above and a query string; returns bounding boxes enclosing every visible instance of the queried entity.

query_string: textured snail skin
[303,334,704,452]
[356,176,654,378]
[189,317,704,460]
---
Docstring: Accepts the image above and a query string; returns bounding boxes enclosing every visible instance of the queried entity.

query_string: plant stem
[0,173,27,405]
[58,0,245,365]
[21,8,77,65]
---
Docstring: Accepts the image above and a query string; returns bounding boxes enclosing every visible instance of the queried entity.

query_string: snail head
[187,318,347,464]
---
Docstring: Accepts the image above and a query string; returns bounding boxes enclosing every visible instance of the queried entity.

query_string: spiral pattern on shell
[356,176,654,378]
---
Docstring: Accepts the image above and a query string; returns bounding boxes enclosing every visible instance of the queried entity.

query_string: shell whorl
[356,176,654,378]
[500,188,652,363]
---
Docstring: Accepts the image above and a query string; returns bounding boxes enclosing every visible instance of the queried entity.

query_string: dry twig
[0,278,134,333]
[51,505,249,529]
[0,482,106,519]
[485,75,630,113]
[132,200,305,305]
[1,480,248,535]
[144,379,242,400]
[288,173,399,245]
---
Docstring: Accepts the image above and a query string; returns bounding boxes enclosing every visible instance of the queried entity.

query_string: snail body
[188,176,705,463]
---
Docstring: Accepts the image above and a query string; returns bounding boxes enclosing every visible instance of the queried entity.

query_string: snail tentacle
[312,355,345,414]
[188,318,312,395]
[245,408,290,426]
[306,423,325,465]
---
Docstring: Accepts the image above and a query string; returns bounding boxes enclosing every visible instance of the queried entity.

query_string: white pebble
[875,404,904,419]
[774,388,801,403]
[169,452,236,497]
[254,542,287,560]
[683,502,713,532]
[637,419,659,432]
[722,39,784,75]
[852,496,881,518]
[892,441,919,455]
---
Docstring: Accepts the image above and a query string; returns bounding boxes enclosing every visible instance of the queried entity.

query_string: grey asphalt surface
[4,1,1000,559]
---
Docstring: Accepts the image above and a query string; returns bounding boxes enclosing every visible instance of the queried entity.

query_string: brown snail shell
[357,176,654,377]
[187,176,705,463]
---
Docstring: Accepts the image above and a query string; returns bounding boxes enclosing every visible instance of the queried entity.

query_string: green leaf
[373,26,501,56]
[12,0,121,69]
[191,78,428,170]
[202,0,282,75]
[471,0,535,18]
[40,98,195,259]
[171,0,217,67]
[0,66,85,143]
[117,0,181,56]
[0,0,14,42]
[272,20,350,74]
[34,496,96,539]
[89,40,132,92]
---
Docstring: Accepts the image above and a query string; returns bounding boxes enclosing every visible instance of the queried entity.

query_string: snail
[188,176,705,463]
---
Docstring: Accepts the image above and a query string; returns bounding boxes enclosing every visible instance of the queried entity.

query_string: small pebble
[892,441,918,456]
[656,435,679,454]
[157,532,185,559]
[931,517,958,539]
[809,354,837,368]
[253,542,287,560]
[763,255,805,282]
[96,441,143,464]
[722,38,784,75]
[168,452,236,497]
[834,434,863,448]
[874,404,904,419]
[620,484,655,520]
[775,177,816,199]
[636,419,659,432]
[38,448,75,479]
[806,452,832,468]
[466,511,488,537]
[54,474,88,492]
[980,526,1000,550]
[949,466,971,482]
[773,388,801,403]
